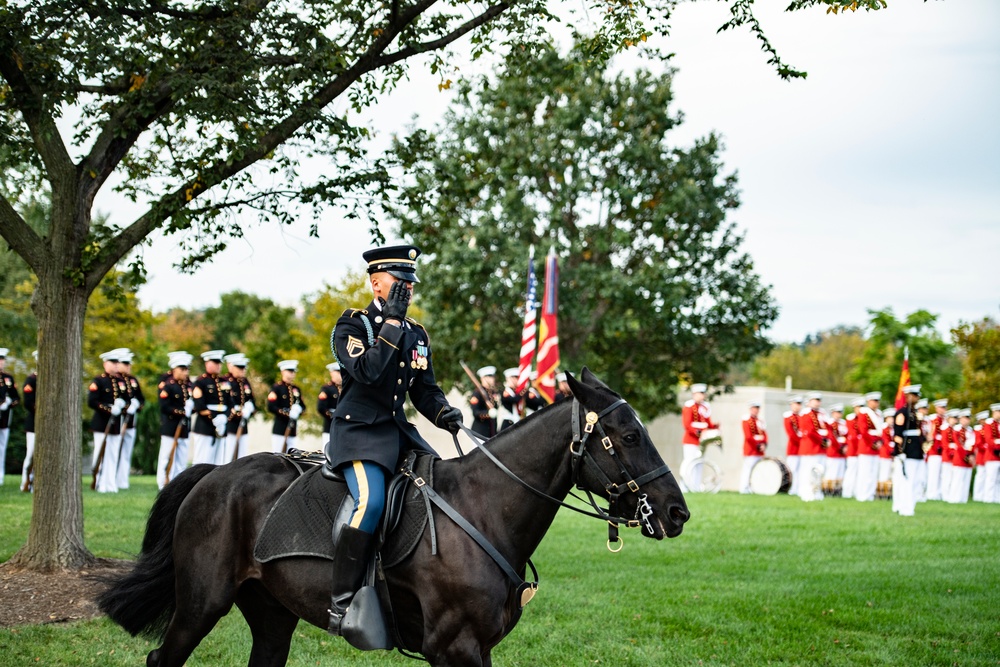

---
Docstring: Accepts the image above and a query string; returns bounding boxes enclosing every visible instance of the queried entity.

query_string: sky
[118,0,1000,344]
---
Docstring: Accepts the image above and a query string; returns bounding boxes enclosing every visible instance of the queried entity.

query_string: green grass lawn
[2,477,999,666]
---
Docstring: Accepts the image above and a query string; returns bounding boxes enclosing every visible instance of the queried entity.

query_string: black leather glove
[438,406,463,433]
[381,280,410,321]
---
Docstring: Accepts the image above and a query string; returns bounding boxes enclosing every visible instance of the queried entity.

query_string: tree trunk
[8,273,95,572]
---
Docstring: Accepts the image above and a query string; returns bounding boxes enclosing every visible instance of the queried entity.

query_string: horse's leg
[236,580,299,667]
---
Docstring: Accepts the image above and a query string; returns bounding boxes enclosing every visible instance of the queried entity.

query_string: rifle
[459,360,495,410]
[91,412,119,490]
[163,419,184,485]
[281,420,293,454]
[231,417,246,463]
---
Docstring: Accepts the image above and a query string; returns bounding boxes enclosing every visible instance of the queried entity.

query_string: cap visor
[388,269,419,283]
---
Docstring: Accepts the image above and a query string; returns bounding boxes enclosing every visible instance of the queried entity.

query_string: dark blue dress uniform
[88,374,127,435]
[325,301,449,473]
[159,378,193,438]
[268,381,305,436]
[192,373,234,436]
[470,387,498,438]
[22,373,36,433]
[0,370,20,430]
[123,373,145,429]
[317,383,340,434]
[227,376,256,435]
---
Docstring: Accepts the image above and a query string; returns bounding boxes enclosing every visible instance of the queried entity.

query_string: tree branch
[375,1,513,70]
[0,194,47,273]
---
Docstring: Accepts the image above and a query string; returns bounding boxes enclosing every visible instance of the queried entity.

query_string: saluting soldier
[323,244,463,642]
[89,349,128,493]
[890,385,925,516]
[268,360,305,453]
[0,347,20,487]
[469,365,498,438]
[157,352,194,489]
[116,350,145,490]
[317,362,342,435]
[191,350,233,465]
[20,351,37,492]
[224,353,256,461]
[740,401,767,494]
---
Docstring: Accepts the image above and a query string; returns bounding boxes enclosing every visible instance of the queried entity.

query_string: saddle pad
[253,457,432,567]
[255,466,353,562]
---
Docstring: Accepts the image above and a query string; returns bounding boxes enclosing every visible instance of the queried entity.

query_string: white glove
[212,414,228,437]
[111,397,127,416]
[184,398,194,418]
[242,402,255,419]
[288,404,303,420]
[0,397,11,411]
[127,398,140,415]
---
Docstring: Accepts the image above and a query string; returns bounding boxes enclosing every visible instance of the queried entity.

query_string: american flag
[536,246,560,404]
[515,246,537,395]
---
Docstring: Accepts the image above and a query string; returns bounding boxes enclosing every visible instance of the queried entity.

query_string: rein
[455,396,672,551]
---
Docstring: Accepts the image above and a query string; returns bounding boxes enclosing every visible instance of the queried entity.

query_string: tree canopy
[389,42,777,417]
[950,317,1000,412]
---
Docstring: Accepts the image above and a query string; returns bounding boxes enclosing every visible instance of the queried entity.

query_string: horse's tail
[97,464,216,639]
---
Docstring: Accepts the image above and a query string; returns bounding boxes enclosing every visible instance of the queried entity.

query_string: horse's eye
[623,432,639,445]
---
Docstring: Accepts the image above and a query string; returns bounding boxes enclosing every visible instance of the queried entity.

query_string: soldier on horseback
[324,244,464,637]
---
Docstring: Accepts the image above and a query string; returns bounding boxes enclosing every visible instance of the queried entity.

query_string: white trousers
[914,456,928,503]
[940,462,953,499]
[842,456,858,499]
[93,431,122,493]
[823,458,846,483]
[983,461,1000,504]
[21,432,35,490]
[798,455,824,501]
[972,465,986,502]
[190,433,221,465]
[157,435,188,489]
[116,427,136,490]
[786,455,800,496]
[892,458,922,517]
[740,455,761,494]
[225,433,251,462]
[925,455,943,501]
[947,467,972,504]
[272,434,297,454]
[878,457,892,484]
[855,455,878,502]
[0,427,8,485]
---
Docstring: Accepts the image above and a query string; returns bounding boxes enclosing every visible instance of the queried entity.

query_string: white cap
[201,350,225,362]
[933,398,949,408]
[278,359,299,371]
[169,352,194,369]
[788,395,803,404]
[556,372,567,382]
[989,403,1000,412]
[829,403,844,413]
[958,408,971,418]
[884,408,896,418]
[0,348,8,357]
[224,353,248,366]
[944,408,959,418]
[326,362,341,372]
[690,383,707,394]
[916,398,928,409]
[864,392,882,402]
[477,366,496,378]
[805,392,822,402]
[747,401,761,408]
[851,397,865,407]
[975,411,988,421]
[100,350,122,362]
[503,367,519,378]
[902,384,921,395]
[119,351,134,363]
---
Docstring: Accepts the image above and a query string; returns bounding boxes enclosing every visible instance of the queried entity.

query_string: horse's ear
[580,367,612,391]
[565,371,600,407]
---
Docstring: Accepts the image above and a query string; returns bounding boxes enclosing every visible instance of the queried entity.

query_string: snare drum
[749,458,792,495]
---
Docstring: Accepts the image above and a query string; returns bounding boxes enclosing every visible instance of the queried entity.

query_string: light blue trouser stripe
[341,461,386,535]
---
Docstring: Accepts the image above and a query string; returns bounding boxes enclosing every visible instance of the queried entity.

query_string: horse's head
[565,368,690,539]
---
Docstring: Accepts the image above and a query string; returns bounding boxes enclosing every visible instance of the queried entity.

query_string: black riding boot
[327,524,375,636]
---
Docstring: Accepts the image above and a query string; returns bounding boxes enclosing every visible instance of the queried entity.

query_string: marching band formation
[732,386,1000,513]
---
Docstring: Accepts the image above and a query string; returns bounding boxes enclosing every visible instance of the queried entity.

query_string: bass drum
[749,458,792,495]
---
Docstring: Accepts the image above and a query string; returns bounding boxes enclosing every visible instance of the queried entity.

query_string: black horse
[99,369,689,667]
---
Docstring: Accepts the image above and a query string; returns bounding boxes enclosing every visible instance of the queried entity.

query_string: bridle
[457,396,674,551]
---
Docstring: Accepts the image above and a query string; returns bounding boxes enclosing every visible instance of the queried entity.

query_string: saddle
[254,450,434,569]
